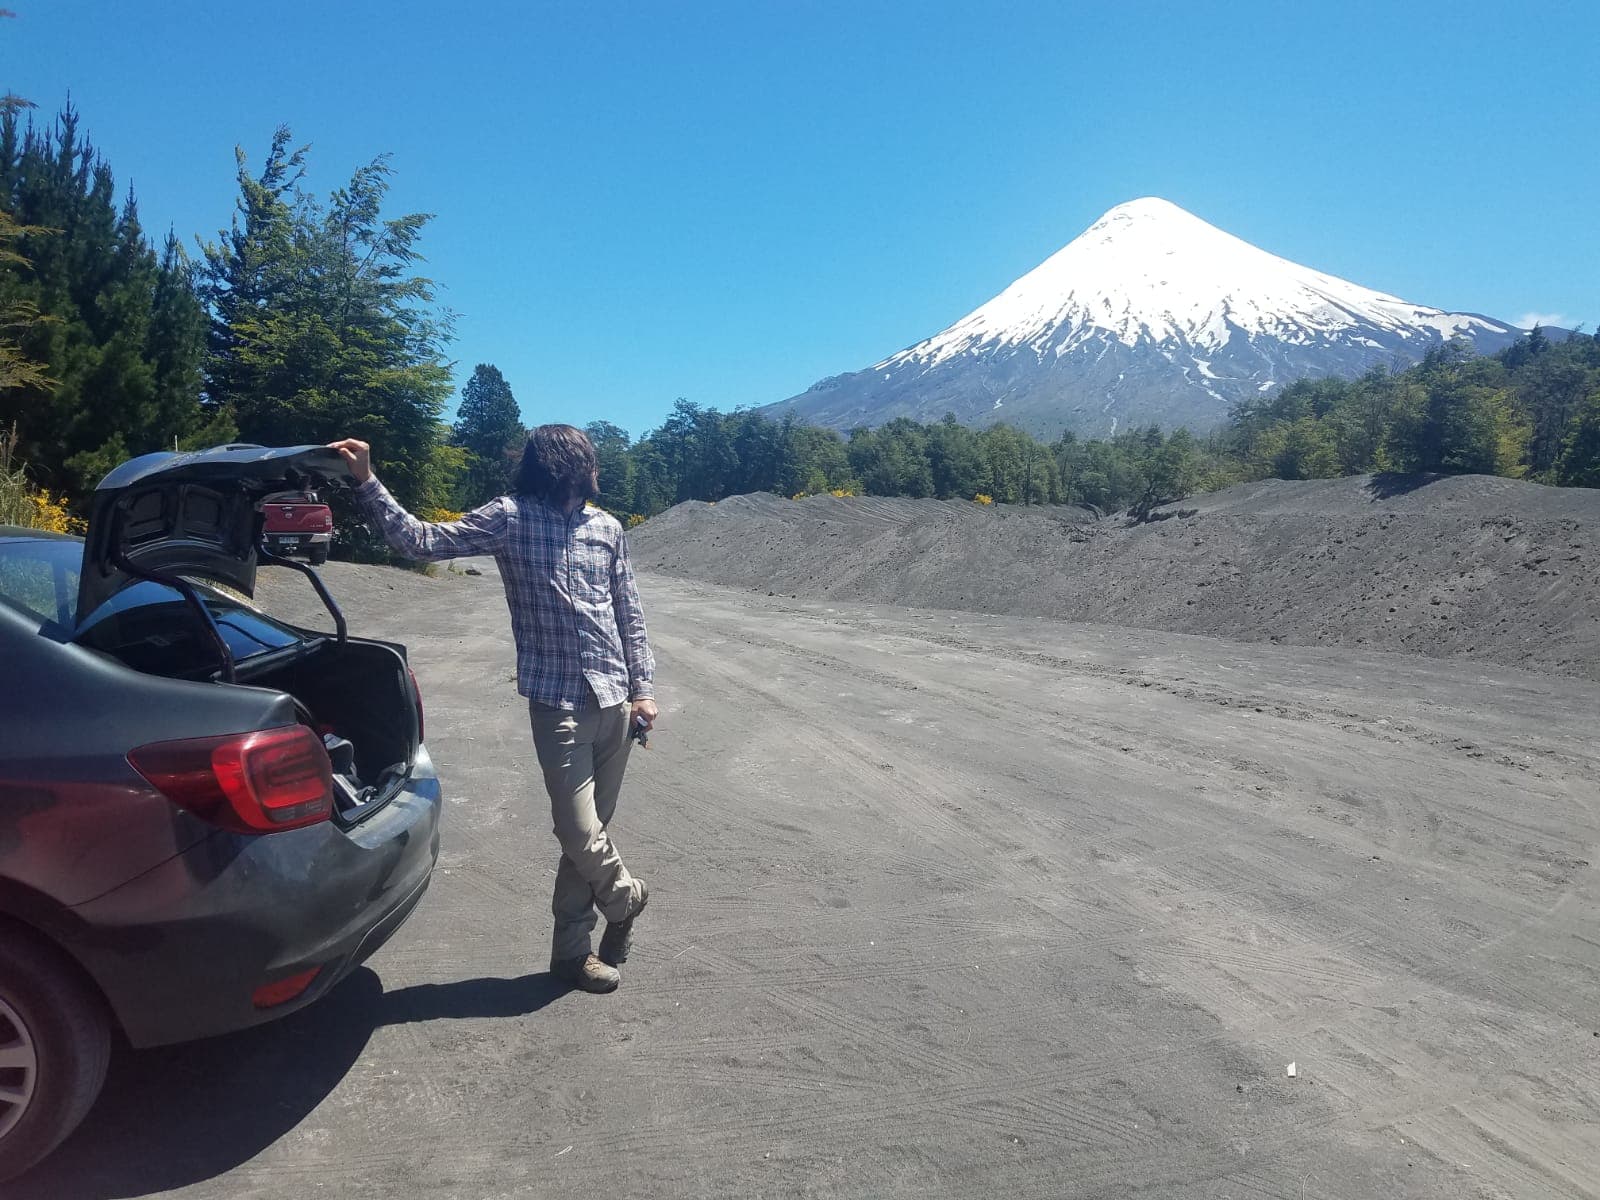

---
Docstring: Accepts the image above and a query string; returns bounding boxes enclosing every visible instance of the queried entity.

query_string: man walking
[329,427,655,994]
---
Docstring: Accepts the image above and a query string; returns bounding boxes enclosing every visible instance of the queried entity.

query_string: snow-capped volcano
[768,198,1526,437]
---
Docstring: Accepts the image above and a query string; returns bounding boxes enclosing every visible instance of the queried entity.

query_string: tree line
[563,404,1214,520]
[1224,330,1600,488]
[511,324,1598,524]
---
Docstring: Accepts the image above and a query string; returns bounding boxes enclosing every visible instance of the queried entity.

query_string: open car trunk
[75,587,422,823]
[240,636,421,822]
[73,442,424,823]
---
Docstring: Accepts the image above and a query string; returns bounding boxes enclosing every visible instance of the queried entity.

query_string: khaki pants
[529,695,641,964]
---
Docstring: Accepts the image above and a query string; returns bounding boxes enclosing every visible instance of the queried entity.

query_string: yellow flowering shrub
[0,479,84,534]
[626,513,646,528]
[973,493,994,506]
[30,489,84,533]
[2,426,83,533]
[417,506,465,523]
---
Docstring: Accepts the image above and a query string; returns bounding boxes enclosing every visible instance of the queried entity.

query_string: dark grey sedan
[0,445,442,1181]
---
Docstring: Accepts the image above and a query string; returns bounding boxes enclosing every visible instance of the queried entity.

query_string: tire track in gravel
[730,596,1600,783]
[112,563,1595,1200]
[638,575,1600,1197]
[658,581,1600,1028]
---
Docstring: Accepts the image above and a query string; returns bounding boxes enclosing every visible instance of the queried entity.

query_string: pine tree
[0,102,212,493]
[451,363,524,506]
[0,206,51,394]
[584,419,634,513]
[200,128,458,511]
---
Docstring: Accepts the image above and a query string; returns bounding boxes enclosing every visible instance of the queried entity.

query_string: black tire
[309,544,329,565]
[0,929,111,1183]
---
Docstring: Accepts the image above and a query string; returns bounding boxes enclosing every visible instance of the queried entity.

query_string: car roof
[0,525,83,543]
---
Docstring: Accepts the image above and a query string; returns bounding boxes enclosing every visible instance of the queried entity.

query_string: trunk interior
[244,638,419,812]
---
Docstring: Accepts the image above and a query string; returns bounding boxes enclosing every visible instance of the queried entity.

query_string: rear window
[75,581,306,676]
[0,537,306,675]
[0,537,79,630]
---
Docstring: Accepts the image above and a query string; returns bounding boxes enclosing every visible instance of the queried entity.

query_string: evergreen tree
[0,103,215,492]
[200,127,457,511]
[0,205,51,394]
[585,419,634,513]
[451,363,524,506]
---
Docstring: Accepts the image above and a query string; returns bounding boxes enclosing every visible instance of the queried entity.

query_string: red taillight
[408,667,424,744]
[253,966,323,1008]
[129,726,335,833]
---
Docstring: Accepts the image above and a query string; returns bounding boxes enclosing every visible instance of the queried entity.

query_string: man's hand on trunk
[328,438,373,483]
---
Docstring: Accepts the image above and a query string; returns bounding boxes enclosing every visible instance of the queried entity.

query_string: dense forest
[2,101,1597,545]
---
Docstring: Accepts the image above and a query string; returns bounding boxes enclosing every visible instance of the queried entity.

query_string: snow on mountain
[767,198,1527,438]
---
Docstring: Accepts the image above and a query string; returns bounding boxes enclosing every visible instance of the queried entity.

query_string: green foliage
[0,206,53,394]
[584,419,634,514]
[0,423,82,532]
[1558,387,1600,487]
[584,405,1215,520]
[1053,425,1215,513]
[849,419,934,497]
[0,103,211,492]
[200,127,457,513]
[452,363,524,506]
[1226,331,1600,486]
[778,416,853,497]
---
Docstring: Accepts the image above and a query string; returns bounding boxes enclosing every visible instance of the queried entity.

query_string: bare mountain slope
[630,475,1600,679]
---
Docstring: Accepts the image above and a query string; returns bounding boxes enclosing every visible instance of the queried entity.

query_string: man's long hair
[513,424,599,505]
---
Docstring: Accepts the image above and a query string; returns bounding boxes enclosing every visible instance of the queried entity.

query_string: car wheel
[309,544,329,565]
[0,931,111,1183]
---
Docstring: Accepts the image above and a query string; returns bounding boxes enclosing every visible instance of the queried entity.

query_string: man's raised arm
[330,437,509,562]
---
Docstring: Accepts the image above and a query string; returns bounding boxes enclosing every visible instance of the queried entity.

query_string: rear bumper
[64,745,443,1047]
[264,532,331,550]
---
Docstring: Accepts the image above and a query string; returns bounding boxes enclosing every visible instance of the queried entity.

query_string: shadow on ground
[1364,472,1443,500]
[12,968,570,1200]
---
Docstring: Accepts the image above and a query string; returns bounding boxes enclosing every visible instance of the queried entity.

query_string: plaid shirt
[353,477,654,710]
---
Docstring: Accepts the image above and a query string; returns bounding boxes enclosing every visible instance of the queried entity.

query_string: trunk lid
[78,444,348,620]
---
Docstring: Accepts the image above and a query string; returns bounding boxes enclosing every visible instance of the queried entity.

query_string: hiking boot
[551,953,620,994]
[598,879,649,967]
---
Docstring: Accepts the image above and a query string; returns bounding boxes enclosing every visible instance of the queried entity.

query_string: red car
[260,491,333,564]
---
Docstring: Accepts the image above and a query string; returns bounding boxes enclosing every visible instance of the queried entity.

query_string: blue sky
[6,1,1596,438]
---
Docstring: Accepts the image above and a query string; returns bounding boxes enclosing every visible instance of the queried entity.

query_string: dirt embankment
[630,474,1600,679]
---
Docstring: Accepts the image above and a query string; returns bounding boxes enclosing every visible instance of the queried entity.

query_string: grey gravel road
[20,559,1600,1199]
